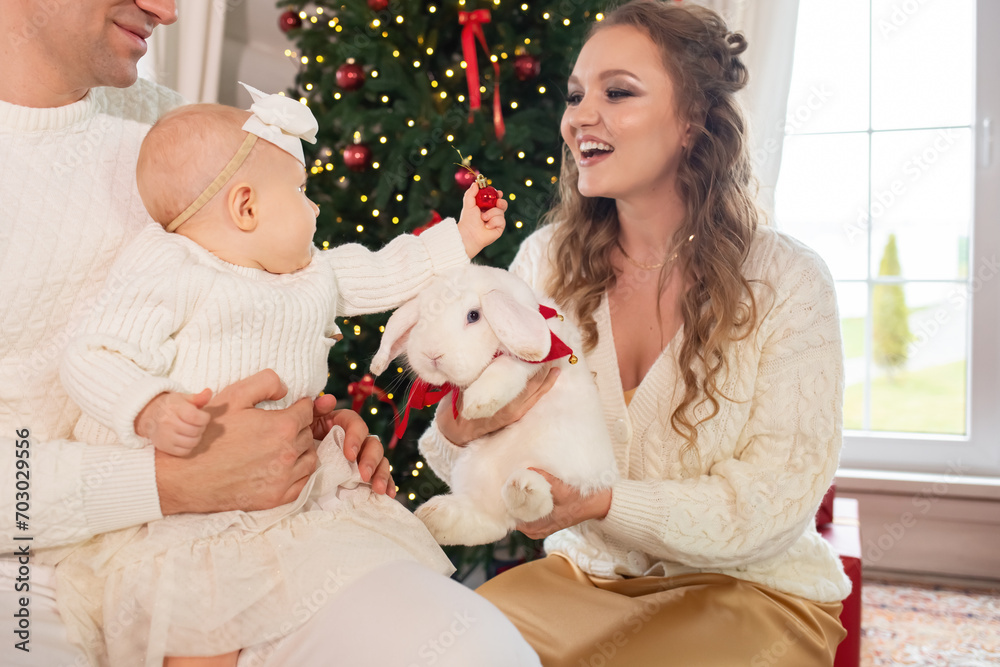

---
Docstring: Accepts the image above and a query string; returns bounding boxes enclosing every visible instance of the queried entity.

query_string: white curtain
[146,0,228,103]
[690,0,801,220]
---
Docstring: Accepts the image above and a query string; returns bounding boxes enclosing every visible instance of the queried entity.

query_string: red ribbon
[395,379,460,441]
[458,9,505,140]
[347,373,401,449]
[533,305,575,363]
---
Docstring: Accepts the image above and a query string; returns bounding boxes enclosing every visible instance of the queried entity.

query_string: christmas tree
[278,0,607,578]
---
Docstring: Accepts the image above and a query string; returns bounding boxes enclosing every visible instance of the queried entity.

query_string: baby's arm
[457,182,507,258]
[135,388,213,456]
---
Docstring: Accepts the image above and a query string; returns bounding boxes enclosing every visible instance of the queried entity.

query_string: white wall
[218,0,298,107]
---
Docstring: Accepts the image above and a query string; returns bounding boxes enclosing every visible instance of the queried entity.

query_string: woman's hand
[516,469,613,540]
[435,367,560,445]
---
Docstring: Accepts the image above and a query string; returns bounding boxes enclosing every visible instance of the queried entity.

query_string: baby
[51,84,506,667]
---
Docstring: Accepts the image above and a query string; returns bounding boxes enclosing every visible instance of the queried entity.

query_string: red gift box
[819,496,862,667]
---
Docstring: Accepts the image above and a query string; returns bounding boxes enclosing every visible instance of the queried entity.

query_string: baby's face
[249,146,320,274]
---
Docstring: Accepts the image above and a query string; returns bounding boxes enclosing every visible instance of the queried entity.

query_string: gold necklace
[617,234,694,271]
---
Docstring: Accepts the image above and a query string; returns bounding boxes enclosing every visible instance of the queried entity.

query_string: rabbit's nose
[424,352,444,366]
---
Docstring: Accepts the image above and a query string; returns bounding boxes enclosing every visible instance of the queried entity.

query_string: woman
[419,2,851,665]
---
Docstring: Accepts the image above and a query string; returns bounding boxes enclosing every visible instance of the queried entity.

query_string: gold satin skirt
[477,554,846,667]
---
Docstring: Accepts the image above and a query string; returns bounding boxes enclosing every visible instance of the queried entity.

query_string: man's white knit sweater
[1,80,183,550]
[420,224,853,604]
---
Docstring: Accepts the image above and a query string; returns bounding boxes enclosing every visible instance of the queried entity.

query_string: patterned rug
[861,580,1000,666]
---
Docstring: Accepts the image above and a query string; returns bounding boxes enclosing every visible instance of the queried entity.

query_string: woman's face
[561,25,690,202]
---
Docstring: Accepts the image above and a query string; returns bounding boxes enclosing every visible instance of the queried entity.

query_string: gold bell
[569,354,578,364]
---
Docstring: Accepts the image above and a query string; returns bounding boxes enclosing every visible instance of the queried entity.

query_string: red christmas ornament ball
[513,54,541,82]
[278,9,301,32]
[367,0,390,9]
[343,144,372,172]
[475,185,500,211]
[336,63,366,91]
[454,167,478,189]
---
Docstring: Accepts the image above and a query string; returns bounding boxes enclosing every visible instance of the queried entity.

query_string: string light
[428,5,437,12]
[356,224,364,232]
[416,461,423,469]
[547,156,555,164]
[305,83,313,90]
[360,195,368,202]
[310,15,317,22]
[322,241,330,249]
[511,101,518,109]
[373,162,380,169]
[515,221,524,228]
[349,362,357,369]
[517,151,526,158]
[370,407,378,415]
[316,55,324,63]
[538,86,547,93]
[333,92,341,99]
[380,136,388,143]
[525,179,533,186]
[372,209,379,217]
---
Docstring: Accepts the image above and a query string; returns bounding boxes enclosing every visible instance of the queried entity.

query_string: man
[1,4,541,665]
[0,1,395,662]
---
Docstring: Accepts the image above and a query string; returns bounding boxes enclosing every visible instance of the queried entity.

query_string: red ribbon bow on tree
[347,373,402,449]
[458,9,505,140]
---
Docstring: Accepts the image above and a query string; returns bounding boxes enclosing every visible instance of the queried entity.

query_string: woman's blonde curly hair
[544,0,761,455]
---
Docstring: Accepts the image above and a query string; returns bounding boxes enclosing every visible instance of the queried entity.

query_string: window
[774,0,1000,475]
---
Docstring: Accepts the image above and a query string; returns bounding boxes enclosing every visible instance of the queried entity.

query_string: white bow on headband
[239,81,318,165]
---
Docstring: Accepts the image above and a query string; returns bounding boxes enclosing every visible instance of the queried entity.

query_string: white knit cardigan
[420,224,852,603]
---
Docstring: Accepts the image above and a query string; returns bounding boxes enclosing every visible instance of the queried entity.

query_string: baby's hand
[458,182,507,258]
[135,389,213,456]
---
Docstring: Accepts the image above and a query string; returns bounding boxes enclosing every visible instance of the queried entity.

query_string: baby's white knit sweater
[62,220,469,449]
[0,80,183,549]
[421,224,853,603]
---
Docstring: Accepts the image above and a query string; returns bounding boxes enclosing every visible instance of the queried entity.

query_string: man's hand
[312,394,396,497]
[135,389,212,456]
[457,182,507,259]
[155,370,319,515]
[436,367,559,445]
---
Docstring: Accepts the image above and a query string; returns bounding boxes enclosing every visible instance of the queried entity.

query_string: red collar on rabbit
[395,380,460,441]
[493,305,576,364]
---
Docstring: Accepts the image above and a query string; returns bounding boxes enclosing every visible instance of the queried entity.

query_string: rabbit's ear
[481,290,551,362]
[371,298,420,375]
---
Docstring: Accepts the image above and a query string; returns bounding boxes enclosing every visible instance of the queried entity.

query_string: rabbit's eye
[467,309,481,324]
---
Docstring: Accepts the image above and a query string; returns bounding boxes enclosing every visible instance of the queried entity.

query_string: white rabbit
[370,264,617,546]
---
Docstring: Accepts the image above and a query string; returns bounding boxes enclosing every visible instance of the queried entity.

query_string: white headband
[240,81,318,166]
[164,83,319,232]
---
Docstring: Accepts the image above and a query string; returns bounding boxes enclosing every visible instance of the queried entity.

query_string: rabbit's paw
[415,495,509,546]
[459,380,509,420]
[502,469,553,522]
